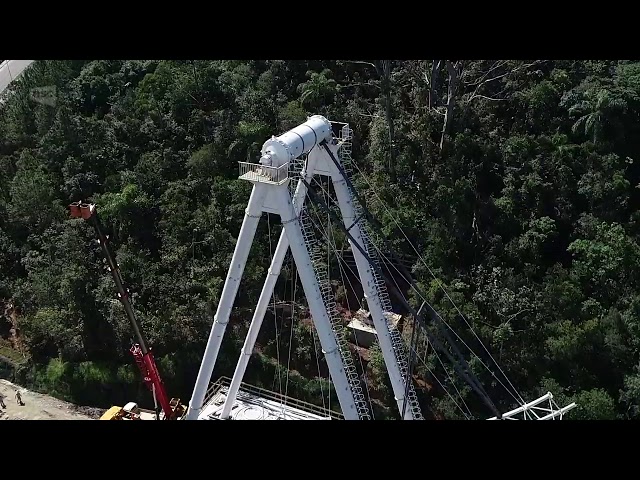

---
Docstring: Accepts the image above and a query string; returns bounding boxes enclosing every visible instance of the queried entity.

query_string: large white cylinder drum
[260,115,332,167]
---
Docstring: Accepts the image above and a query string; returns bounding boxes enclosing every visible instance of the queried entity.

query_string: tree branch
[342,60,378,70]
[464,60,509,87]
[465,60,546,103]
[497,308,532,323]
[468,94,507,102]
[339,81,380,90]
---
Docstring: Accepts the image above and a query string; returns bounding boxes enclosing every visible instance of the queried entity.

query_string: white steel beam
[329,148,416,420]
[186,183,267,420]
[219,153,320,419]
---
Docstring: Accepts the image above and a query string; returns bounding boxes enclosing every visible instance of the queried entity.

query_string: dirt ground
[0,379,104,420]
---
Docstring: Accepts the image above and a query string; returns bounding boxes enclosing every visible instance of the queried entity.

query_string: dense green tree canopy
[1,59,640,420]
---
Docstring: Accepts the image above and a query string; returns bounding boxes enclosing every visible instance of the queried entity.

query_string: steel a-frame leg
[332,173,418,420]
[186,184,268,420]
[219,157,319,419]
[218,143,422,420]
[188,178,359,420]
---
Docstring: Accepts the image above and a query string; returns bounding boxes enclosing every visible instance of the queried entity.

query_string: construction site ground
[0,379,103,420]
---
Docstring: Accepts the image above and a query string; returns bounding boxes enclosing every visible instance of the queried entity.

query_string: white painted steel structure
[488,393,577,420]
[221,126,422,421]
[186,115,577,421]
[187,116,363,420]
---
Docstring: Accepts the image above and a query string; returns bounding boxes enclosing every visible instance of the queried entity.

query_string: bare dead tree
[342,59,546,170]
[429,60,442,108]
[375,60,397,181]
[461,60,546,103]
[428,60,546,151]
[440,60,462,152]
[341,60,397,181]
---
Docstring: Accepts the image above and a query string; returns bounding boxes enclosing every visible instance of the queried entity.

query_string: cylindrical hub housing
[260,115,332,167]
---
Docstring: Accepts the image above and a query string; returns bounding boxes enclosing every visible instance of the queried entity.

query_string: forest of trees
[2,59,640,420]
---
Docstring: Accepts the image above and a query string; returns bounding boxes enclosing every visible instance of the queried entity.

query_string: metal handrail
[203,376,344,420]
[238,161,290,184]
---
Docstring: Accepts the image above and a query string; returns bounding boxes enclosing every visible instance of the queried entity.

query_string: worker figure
[15,390,23,406]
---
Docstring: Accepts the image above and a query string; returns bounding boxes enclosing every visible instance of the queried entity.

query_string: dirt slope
[0,379,103,420]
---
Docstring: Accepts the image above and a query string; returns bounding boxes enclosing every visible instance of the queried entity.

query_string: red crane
[69,201,184,420]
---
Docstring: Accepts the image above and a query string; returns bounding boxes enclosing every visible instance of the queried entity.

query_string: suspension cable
[353,221,524,407]
[320,141,521,408]
[408,340,472,419]
[301,175,502,418]
[356,233,495,404]
[322,178,374,416]
[320,143,487,399]
[284,246,296,411]
[311,176,473,419]
[267,214,284,402]
[350,157,525,405]
[311,325,326,412]
[417,338,473,418]
[307,182,376,417]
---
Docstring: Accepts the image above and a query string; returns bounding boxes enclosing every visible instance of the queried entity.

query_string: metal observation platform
[238,161,290,185]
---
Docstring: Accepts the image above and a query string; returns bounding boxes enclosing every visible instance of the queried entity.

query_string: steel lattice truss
[488,393,577,420]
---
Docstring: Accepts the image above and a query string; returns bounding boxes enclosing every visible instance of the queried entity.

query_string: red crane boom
[69,201,182,420]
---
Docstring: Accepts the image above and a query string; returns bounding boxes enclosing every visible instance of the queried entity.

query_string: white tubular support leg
[186,183,268,420]
[274,184,360,420]
[219,156,320,419]
[332,173,415,420]
[218,253,282,420]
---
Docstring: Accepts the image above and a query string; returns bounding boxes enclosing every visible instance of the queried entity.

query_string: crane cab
[99,402,162,420]
[100,406,126,420]
[99,404,145,420]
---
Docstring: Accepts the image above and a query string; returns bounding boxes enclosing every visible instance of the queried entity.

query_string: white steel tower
[186,115,578,421]
[187,116,372,420]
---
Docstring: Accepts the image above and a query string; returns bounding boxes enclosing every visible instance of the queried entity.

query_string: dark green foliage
[2,59,640,419]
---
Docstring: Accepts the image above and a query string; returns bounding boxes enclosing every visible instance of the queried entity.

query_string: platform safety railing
[238,161,290,185]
